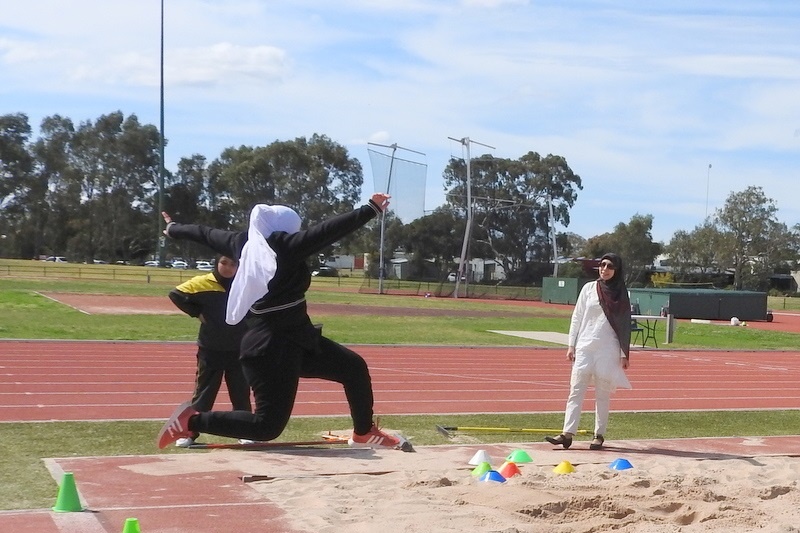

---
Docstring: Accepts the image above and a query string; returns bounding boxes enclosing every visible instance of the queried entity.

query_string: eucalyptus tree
[213,134,363,229]
[157,154,213,261]
[0,113,35,257]
[66,112,160,262]
[715,186,785,290]
[401,205,464,279]
[31,114,80,260]
[443,151,582,279]
[559,231,586,259]
[0,113,33,205]
[167,154,210,223]
[666,221,730,280]
[583,214,662,285]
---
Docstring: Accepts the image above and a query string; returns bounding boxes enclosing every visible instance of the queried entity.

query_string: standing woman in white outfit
[546,252,632,450]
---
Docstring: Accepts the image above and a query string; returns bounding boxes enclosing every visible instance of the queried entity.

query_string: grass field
[2,266,800,510]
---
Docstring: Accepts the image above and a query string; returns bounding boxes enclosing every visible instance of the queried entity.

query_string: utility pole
[548,193,559,277]
[447,136,495,298]
[705,163,712,220]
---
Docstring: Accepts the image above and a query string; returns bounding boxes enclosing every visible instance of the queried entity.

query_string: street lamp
[705,163,712,220]
[157,0,166,266]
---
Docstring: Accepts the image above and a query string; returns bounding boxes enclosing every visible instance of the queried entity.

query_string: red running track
[3,340,800,422]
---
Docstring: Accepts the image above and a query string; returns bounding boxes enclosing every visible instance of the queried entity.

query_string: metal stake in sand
[52,472,83,512]
[437,424,590,438]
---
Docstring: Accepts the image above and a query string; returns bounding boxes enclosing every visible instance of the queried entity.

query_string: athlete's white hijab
[226,204,302,324]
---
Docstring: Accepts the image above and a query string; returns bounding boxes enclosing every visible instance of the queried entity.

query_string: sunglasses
[599,261,616,270]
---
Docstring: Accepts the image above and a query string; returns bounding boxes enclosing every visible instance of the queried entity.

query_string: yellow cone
[553,460,575,474]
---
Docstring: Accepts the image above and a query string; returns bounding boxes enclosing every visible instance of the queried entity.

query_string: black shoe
[589,434,605,450]
[545,433,572,449]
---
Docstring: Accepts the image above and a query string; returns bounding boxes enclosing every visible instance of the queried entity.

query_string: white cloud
[0,38,62,64]
[663,54,800,80]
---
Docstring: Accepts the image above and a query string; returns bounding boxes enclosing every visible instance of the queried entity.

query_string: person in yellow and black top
[168,255,252,447]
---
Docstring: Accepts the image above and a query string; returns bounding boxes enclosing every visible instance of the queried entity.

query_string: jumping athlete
[156,193,407,450]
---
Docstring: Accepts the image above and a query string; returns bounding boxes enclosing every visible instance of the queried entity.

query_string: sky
[2,0,799,244]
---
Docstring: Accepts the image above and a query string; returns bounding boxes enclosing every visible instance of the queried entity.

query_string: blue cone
[479,470,506,483]
[609,458,633,470]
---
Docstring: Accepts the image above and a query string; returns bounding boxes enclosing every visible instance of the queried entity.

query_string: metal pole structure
[448,136,495,298]
[367,142,425,294]
[548,193,559,277]
[157,0,166,266]
[378,143,397,294]
[704,163,712,220]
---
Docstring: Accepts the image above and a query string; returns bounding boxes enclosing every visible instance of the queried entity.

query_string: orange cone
[497,461,522,478]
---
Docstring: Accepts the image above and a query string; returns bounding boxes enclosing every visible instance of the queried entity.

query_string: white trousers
[562,371,612,436]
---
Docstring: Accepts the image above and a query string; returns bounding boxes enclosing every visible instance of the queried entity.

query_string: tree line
[0,111,585,281]
[0,111,365,265]
[1,111,797,290]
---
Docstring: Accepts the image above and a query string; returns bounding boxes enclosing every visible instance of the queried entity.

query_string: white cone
[468,449,492,466]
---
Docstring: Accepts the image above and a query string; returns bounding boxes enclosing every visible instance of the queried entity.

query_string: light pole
[705,163,712,220]
[157,0,166,265]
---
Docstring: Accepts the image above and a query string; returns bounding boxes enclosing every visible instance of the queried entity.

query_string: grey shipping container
[628,288,770,321]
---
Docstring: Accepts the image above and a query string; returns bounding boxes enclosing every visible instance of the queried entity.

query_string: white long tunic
[568,281,632,393]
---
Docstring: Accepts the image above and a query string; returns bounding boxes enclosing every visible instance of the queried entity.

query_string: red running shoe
[348,423,402,449]
[156,401,198,449]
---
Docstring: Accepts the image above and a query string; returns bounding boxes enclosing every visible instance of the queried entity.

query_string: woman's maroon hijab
[595,252,632,358]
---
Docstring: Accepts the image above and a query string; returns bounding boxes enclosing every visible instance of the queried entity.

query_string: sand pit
[107,437,800,533]
[242,444,800,532]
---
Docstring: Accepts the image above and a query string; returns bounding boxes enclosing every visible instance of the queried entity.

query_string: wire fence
[357,276,542,300]
[0,261,199,285]
[0,260,544,301]
[3,259,796,310]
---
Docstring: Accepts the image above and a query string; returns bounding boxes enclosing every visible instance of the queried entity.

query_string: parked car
[195,260,213,271]
[171,260,189,269]
[43,256,67,263]
[447,272,465,282]
[144,260,160,267]
[311,265,339,277]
